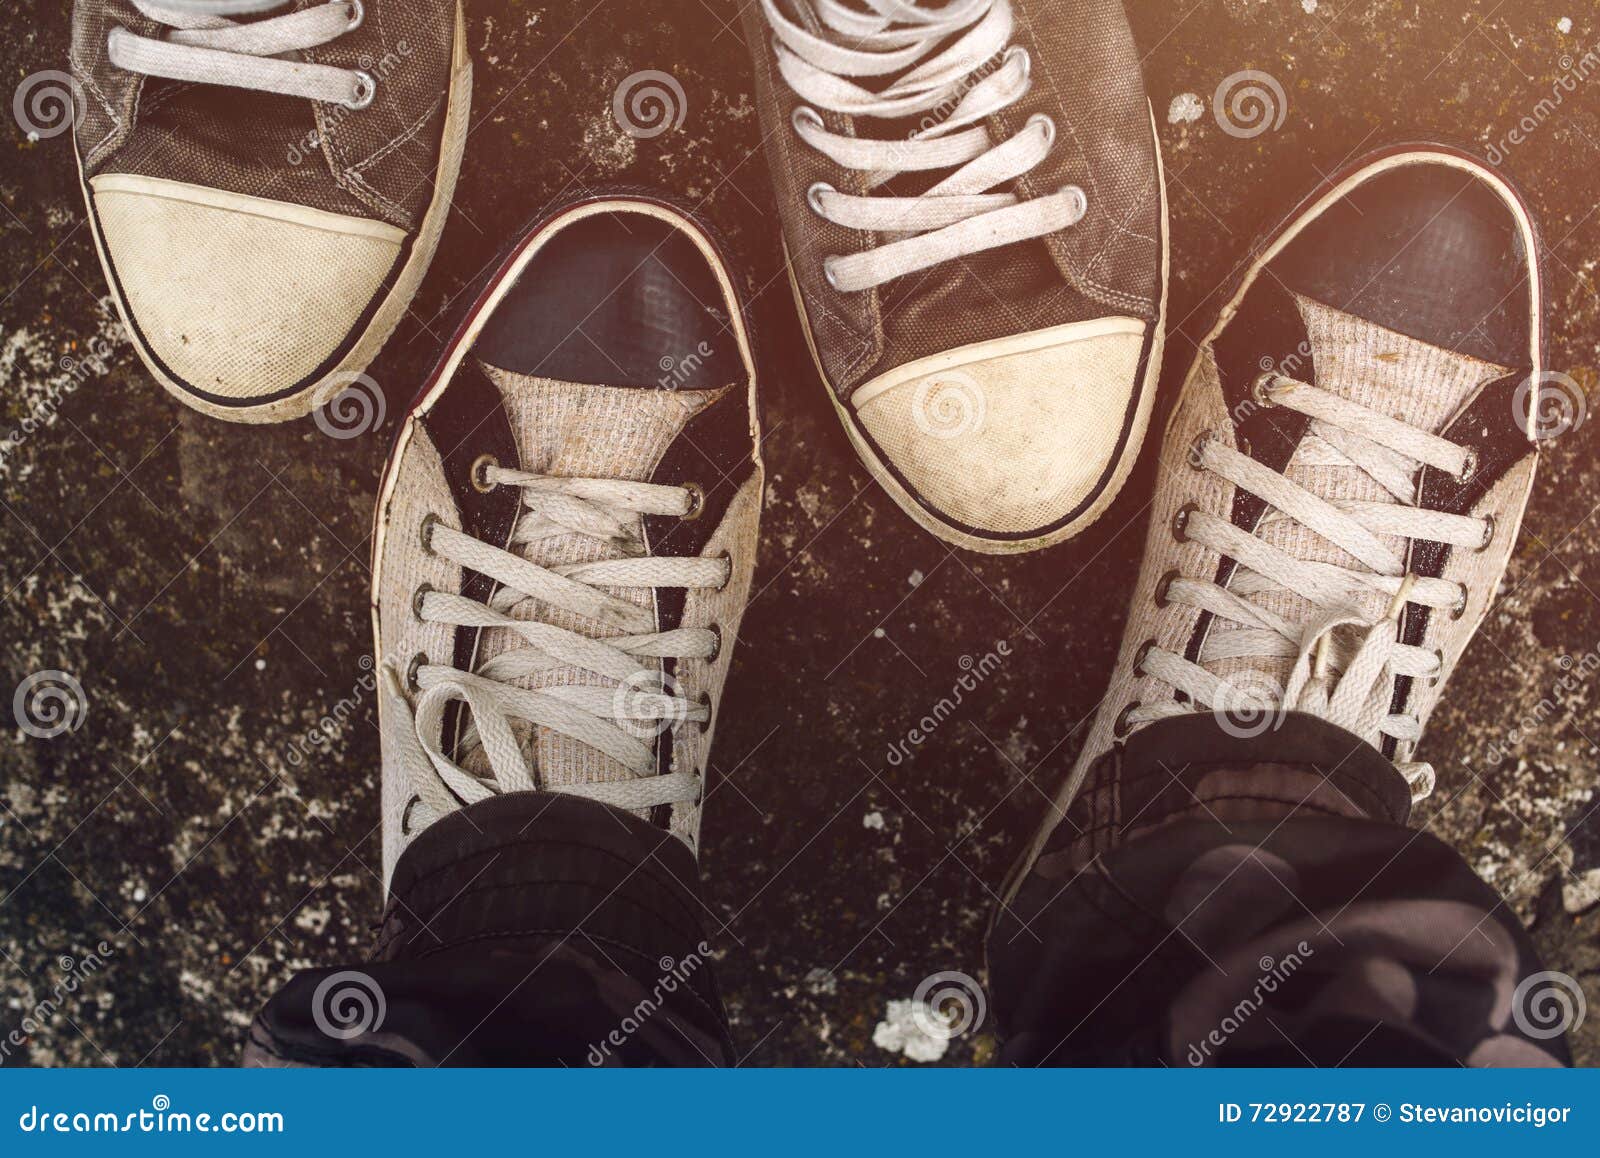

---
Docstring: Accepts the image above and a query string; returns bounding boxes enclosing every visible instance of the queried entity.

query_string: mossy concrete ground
[1,0,1597,1065]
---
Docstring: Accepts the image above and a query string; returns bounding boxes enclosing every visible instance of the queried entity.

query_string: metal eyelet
[1251,372,1280,408]
[713,551,734,592]
[470,454,499,493]
[419,512,440,555]
[1457,447,1480,484]
[1026,112,1056,150]
[1187,430,1214,471]
[406,652,427,691]
[1060,184,1088,219]
[806,181,834,217]
[706,623,723,663]
[345,70,377,111]
[1133,639,1157,677]
[1155,569,1182,608]
[400,793,420,836]
[1113,702,1141,739]
[1449,584,1469,621]
[345,0,365,31]
[696,692,713,734]
[1172,502,1201,543]
[792,105,823,134]
[411,584,433,622]
[822,258,845,292]
[682,481,706,521]
[1475,514,1496,553]
[1428,648,1446,687]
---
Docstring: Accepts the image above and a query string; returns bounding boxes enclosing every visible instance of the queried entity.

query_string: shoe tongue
[1205,293,1513,704]
[461,363,726,800]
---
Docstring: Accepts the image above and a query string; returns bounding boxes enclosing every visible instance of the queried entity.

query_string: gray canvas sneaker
[1001,146,1546,902]
[69,0,472,423]
[744,0,1167,553]
[371,194,764,889]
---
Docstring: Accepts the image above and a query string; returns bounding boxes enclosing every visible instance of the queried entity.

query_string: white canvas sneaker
[371,194,764,888]
[1006,146,1546,896]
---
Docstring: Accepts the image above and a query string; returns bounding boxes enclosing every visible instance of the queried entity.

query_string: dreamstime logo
[13,670,88,739]
[911,370,987,440]
[312,373,387,439]
[612,70,688,139]
[1513,370,1588,442]
[311,970,386,1040]
[1212,670,1285,739]
[612,668,694,739]
[1512,971,1587,1040]
[13,70,86,141]
[909,970,987,1042]
[1213,70,1288,139]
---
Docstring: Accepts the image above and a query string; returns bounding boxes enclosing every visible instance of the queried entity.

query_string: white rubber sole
[993,145,1547,918]
[368,196,764,852]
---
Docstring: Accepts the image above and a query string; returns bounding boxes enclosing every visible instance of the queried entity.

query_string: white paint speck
[1167,92,1204,125]
[908,570,924,587]
[1557,16,1573,34]
[872,999,950,1063]
[863,810,885,830]
[872,627,886,639]
[254,659,267,671]
[1302,0,1319,13]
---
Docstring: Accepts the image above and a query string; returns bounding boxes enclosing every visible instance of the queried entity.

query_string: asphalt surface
[1,0,1597,1066]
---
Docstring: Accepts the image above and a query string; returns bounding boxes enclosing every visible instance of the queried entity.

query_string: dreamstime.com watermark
[909,370,988,440]
[16,1096,283,1136]
[1212,670,1287,740]
[1512,970,1588,1040]
[884,641,1011,767]
[1213,70,1288,139]
[1485,39,1600,164]
[12,669,88,740]
[1,942,115,1063]
[612,70,687,138]
[286,39,415,165]
[1183,942,1315,1066]
[311,970,387,1041]
[586,942,712,1065]
[283,655,377,768]
[312,372,387,439]
[12,69,85,141]
[0,297,124,472]
[1472,638,1600,769]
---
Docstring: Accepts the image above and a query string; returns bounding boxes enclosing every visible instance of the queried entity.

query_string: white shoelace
[763,0,1087,291]
[1126,374,1494,802]
[108,0,376,109]
[384,467,727,835]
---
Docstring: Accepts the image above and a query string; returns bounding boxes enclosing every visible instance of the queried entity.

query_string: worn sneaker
[70,0,472,423]
[371,194,763,887]
[743,0,1167,553]
[1004,146,1545,892]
